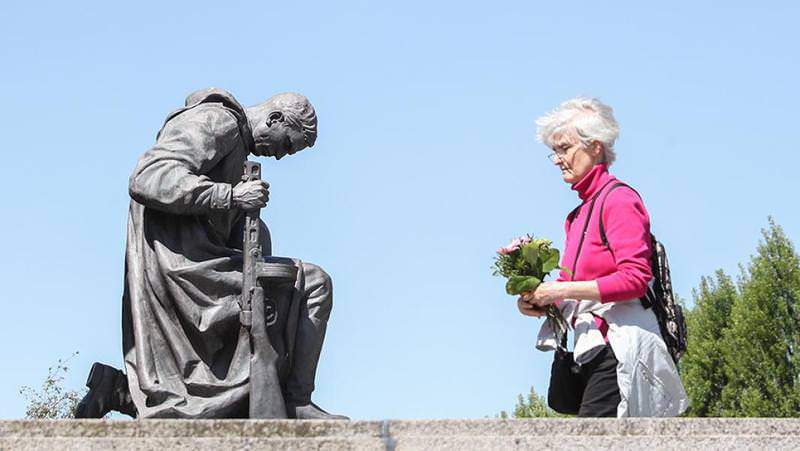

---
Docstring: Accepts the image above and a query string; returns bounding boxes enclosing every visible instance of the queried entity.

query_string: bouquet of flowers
[493,235,568,337]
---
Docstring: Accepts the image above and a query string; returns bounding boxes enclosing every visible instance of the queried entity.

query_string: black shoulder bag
[546,180,614,414]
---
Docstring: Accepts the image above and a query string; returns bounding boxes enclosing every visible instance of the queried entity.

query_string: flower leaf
[520,243,540,267]
[506,275,542,295]
[541,250,561,275]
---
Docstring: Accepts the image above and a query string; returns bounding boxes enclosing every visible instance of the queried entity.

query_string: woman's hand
[517,298,547,317]
[522,281,564,306]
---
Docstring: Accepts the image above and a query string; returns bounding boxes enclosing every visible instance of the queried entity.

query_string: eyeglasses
[546,143,584,163]
[546,151,565,163]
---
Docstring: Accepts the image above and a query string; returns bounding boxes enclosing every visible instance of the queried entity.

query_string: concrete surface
[2,418,800,450]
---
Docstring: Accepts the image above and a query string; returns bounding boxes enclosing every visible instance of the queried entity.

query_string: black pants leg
[577,345,621,417]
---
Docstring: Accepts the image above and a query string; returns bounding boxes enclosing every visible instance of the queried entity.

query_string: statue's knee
[301,262,333,311]
[302,262,331,290]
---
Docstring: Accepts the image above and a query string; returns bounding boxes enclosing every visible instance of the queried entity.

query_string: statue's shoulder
[160,102,241,140]
[184,87,241,107]
[156,88,249,145]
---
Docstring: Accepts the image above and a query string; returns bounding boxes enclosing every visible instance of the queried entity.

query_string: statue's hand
[232,180,269,210]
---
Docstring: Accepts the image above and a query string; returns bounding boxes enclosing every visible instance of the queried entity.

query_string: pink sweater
[557,163,653,303]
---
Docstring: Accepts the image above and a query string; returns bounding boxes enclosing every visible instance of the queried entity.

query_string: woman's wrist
[553,281,571,300]
[558,280,602,302]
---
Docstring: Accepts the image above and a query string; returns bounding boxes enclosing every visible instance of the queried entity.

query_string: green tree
[719,218,800,416]
[500,387,566,418]
[680,270,737,416]
[19,352,85,419]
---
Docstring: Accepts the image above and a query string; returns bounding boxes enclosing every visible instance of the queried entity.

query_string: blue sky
[1,1,798,419]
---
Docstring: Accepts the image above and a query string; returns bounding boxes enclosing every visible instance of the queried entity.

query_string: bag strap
[570,179,617,280]
[559,179,615,351]
[598,182,642,249]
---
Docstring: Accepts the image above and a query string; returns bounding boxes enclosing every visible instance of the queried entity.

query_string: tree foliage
[19,352,85,419]
[718,218,800,416]
[680,270,737,416]
[681,218,800,416]
[500,386,567,418]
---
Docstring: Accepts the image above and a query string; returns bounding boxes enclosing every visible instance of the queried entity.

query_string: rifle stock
[241,160,286,418]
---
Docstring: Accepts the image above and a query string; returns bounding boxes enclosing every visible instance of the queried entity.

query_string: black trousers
[576,345,622,417]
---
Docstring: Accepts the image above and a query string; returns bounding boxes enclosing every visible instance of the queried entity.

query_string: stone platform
[2,418,800,450]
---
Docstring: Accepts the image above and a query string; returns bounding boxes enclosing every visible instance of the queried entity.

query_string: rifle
[241,160,298,418]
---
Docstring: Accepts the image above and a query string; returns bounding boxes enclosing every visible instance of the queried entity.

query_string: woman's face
[549,132,604,184]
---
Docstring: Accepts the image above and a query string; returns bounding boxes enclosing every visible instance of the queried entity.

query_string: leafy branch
[19,352,85,419]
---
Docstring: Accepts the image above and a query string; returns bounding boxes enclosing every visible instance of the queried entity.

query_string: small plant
[19,352,85,419]
[499,387,568,418]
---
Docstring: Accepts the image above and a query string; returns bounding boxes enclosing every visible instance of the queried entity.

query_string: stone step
[2,418,800,450]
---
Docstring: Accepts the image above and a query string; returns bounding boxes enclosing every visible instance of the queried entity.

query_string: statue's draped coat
[122,89,287,418]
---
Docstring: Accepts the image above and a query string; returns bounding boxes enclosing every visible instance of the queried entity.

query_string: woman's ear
[592,141,606,162]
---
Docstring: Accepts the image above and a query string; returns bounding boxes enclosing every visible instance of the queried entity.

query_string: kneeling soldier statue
[76,88,346,419]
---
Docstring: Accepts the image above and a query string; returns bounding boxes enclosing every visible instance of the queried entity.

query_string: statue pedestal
[4,418,800,450]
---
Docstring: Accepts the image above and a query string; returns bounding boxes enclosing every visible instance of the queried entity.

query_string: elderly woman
[519,97,687,417]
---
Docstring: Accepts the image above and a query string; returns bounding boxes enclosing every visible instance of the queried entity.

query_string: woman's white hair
[535,97,619,165]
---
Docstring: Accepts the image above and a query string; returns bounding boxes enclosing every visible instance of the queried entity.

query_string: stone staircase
[2,418,799,450]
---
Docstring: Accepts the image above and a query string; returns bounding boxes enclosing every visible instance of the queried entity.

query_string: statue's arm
[128,106,240,215]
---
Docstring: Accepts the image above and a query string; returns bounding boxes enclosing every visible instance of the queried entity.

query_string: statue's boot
[74,362,137,418]
[286,400,349,420]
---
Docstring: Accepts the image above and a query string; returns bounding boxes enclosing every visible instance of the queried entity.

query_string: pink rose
[497,236,530,255]
[497,245,515,255]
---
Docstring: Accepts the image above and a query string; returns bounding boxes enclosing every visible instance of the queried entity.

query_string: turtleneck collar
[571,162,616,202]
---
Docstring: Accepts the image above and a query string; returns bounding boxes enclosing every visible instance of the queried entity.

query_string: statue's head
[247,93,317,159]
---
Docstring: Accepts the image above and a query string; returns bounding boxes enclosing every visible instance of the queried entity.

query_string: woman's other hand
[517,297,547,317]
[528,281,564,306]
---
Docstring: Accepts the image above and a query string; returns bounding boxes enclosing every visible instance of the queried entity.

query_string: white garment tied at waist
[536,299,613,364]
[535,296,689,417]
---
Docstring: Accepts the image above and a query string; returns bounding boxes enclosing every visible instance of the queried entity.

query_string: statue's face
[252,111,308,160]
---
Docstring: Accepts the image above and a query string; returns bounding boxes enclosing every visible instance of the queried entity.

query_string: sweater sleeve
[596,188,653,302]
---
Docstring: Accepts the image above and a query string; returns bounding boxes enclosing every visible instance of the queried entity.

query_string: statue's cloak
[122,89,289,418]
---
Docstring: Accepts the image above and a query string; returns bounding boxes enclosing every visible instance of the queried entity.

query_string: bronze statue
[76,88,346,420]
